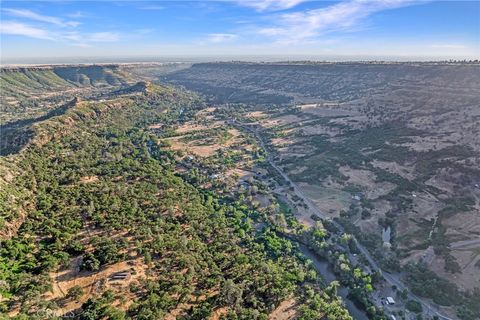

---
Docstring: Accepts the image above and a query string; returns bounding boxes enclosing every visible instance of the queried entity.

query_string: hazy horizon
[1,0,479,64]
[2,53,479,66]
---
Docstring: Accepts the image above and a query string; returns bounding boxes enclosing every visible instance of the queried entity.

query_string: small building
[110,272,130,281]
[390,316,397,320]
[386,297,395,305]
[352,195,361,201]
[383,242,392,249]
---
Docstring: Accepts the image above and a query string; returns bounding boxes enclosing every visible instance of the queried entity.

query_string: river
[299,244,369,320]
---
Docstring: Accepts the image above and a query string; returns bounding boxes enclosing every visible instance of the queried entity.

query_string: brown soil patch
[43,257,148,316]
[429,248,480,291]
[338,166,396,199]
[148,123,162,129]
[268,297,298,320]
[262,114,303,128]
[166,128,242,157]
[246,111,267,119]
[210,307,229,320]
[443,209,480,239]
[297,182,351,218]
[226,168,254,179]
[175,123,210,134]
[79,175,99,184]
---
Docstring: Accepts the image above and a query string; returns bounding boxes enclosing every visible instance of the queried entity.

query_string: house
[110,272,130,281]
[386,297,395,305]
[390,316,397,320]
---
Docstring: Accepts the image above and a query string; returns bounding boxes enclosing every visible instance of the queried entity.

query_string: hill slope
[0,84,352,319]
[0,65,133,123]
[164,62,480,319]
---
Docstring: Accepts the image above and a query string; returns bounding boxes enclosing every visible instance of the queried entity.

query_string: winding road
[233,120,455,320]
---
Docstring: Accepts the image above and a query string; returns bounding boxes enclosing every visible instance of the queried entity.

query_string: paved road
[234,120,455,320]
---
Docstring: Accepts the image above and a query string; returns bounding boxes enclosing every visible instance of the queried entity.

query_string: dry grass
[166,128,242,157]
[79,175,99,184]
[268,297,298,320]
[298,182,351,218]
[210,307,229,320]
[40,256,148,317]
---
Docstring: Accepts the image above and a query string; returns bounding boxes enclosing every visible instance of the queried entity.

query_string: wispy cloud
[239,0,306,11]
[0,21,52,39]
[137,5,165,10]
[63,31,120,44]
[0,8,122,46]
[256,0,421,43]
[66,11,88,19]
[206,33,238,43]
[3,8,80,27]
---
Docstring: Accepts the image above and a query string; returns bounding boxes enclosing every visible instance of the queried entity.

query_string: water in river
[299,244,369,320]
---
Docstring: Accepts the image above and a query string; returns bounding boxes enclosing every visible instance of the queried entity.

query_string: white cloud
[3,8,80,27]
[0,21,52,39]
[138,5,165,10]
[206,33,238,43]
[257,27,285,36]
[0,23,120,46]
[67,11,88,19]
[256,0,420,43]
[1,9,120,46]
[63,32,83,42]
[62,31,120,46]
[239,0,306,11]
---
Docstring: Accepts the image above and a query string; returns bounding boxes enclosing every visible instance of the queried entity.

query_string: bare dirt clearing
[166,128,242,157]
[42,257,148,316]
[268,297,298,320]
[298,182,351,217]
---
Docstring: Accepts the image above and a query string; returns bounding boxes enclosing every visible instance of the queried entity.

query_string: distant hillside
[52,65,131,86]
[163,62,480,318]
[0,65,133,123]
[164,62,480,104]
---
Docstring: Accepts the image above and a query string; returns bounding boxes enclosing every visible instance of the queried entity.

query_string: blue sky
[1,1,479,61]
